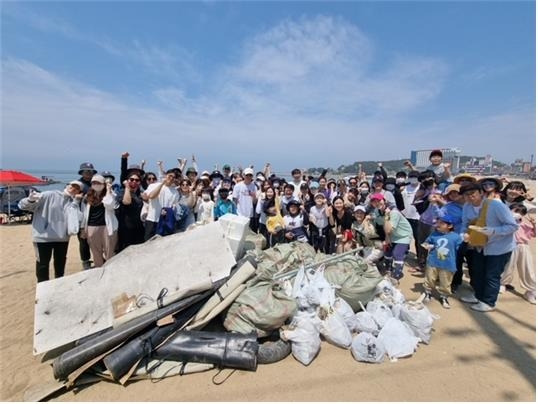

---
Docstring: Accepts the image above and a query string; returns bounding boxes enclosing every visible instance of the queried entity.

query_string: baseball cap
[370,193,385,201]
[68,180,84,189]
[91,174,105,184]
[438,214,456,225]
[223,164,231,170]
[354,205,367,213]
[243,168,254,176]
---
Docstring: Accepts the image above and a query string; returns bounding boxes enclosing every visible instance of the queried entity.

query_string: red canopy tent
[0,170,46,222]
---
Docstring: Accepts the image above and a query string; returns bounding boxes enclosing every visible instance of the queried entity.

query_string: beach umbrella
[0,170,46,222]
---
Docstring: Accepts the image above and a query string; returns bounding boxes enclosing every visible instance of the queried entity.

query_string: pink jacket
[515,220,536,245]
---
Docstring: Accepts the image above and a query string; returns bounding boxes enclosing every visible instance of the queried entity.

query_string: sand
[0,182,536,401]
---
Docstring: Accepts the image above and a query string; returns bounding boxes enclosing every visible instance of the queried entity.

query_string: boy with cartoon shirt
[420,214,462,309]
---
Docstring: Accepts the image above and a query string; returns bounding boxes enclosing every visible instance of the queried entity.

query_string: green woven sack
[323,256,383,312]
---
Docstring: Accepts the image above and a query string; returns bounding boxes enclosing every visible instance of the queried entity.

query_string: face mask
[202,193,211,201]
[409,177,418,185]
[360,188,369,194]
[396,178,405,185]
[385,184,395,191]
[92,184,104,192]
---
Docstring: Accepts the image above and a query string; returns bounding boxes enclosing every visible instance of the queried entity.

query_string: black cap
[100,171,115,182]
[125,164,145,179]
[210,170,223,180]
[459,183,482,195]
[287,199,301,209]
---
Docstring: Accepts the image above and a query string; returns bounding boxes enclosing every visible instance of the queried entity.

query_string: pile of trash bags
[31,217,440,401]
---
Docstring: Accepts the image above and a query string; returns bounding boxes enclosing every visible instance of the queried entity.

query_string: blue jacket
[461,199,518,256]
[426,231,462,272]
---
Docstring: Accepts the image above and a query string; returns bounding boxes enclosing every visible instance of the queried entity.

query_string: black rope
[156,288,168,309]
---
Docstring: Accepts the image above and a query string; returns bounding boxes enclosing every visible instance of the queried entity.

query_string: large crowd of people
[19,150,536,312]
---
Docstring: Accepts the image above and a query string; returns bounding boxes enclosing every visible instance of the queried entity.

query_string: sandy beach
[0,180,535,402]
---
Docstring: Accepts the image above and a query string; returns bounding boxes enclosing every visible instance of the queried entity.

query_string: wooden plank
[34,222,237,355]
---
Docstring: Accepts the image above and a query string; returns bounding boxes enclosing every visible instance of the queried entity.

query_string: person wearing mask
[143,169,180,240]
[116,169,145,251]
[80,175,119,268]
[196,187,215,225]
[77,162,97,270]
[365,177,396,208]
[256,186,276,243]
[290,168,306,199]
[411,170,441,273]
[401,170,422,260]
[19,181,83,282]
[459,183,518,312]
[395,171,407,192]
[383,177,405,211]
[232,168,258,231]
[357,181,371,206]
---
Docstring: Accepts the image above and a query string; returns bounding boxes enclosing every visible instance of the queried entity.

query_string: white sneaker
[460,294,479,304]
[524,291,536,305]
[499,285,506,294]
[470,301,495,312]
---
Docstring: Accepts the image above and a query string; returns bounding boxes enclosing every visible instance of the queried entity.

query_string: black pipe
[154,330,259,371]
[52,287,220,380]
[102,295,211,381]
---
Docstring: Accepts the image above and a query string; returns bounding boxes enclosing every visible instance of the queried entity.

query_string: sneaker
[524,291,536,305]
[499,285,506,294]
[440,296,450,309]
[460,294,479,304]
[470,301,495,312]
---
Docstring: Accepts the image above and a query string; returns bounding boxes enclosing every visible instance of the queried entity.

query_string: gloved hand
[475,227,494,236]
[28,190,41,202]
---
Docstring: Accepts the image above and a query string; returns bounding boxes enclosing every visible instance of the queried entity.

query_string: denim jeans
[472,250,513,307]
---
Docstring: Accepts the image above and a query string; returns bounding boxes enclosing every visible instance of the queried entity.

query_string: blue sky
[1,1,535,173]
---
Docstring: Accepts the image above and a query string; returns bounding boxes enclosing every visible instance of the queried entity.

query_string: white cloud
[1,16,534,173]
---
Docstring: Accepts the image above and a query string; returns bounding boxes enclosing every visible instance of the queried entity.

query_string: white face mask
[409,178,419,185]
[385,184,395,191]
[396,178,406,185]
[360,188,369,194]
[202,193,211,201]
[92,184,105,192]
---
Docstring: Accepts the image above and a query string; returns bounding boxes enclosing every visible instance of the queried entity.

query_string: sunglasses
[129,178,141,183]
[482,181,496,187]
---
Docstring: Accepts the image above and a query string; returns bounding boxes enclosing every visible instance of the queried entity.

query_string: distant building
[410,148,461,172]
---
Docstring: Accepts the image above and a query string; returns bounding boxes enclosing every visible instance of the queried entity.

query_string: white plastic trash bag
[351,332,385,363]
[399,302,438,344]
[280,310,322,366]
[354,311,379,335]
[333,297,356,332]
[292,266,333,309]
[377,317,420,359]
[318,306,352,349]
[366,298,393,328]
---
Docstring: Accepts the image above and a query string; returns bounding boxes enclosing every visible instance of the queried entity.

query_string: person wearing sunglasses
[478,177,503,200]
[176,179,197,232]
[116,168,145,251]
